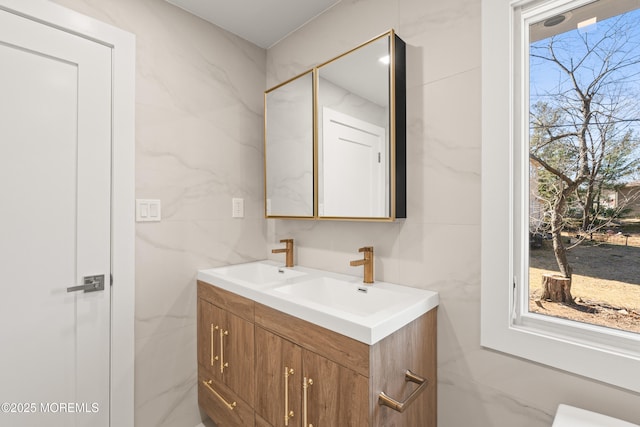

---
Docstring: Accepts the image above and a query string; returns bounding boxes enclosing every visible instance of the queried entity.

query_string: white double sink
[197,260,439,345]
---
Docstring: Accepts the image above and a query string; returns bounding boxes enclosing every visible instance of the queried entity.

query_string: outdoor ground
[529,225,640,334]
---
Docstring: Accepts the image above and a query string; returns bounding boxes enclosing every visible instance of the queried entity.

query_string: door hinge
[378,152,381,163]
[110,274,113,286]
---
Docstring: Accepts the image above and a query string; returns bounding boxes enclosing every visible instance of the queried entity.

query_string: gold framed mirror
[264,70,315,218]
[316,30,406,220]
[264,30,406,221]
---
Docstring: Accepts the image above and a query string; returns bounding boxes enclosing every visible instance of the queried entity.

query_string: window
[481,0,640,393]
[527,0,640,334]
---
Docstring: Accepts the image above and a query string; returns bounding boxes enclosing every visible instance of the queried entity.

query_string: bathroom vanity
[196,261,439,427]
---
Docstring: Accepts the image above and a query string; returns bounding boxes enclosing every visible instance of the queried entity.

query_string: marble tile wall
[46,0,640,426]
[267,0,640,426]
[51,0,267,426]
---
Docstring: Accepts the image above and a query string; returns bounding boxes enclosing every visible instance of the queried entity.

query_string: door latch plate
[84,274,105,292]
[66,274,105,293]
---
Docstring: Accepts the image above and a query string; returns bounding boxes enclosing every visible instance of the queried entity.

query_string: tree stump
[541,274,573,303]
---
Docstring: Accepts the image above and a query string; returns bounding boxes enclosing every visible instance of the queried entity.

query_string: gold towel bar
[378,370,428,413]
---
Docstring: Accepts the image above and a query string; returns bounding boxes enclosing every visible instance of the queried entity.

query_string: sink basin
[273,277,413,317]
[198,260,439,344]
[265,274,439,343]
[199,261,306,289]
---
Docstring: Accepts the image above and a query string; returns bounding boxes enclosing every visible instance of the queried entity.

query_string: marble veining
[52,1,267,426]
[51,0,640,426]
[265,72,314,216]
[267,0,640,426]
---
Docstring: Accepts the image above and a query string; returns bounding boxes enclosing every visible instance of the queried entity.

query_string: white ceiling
[166,0,341,49]
[529,0,640,42]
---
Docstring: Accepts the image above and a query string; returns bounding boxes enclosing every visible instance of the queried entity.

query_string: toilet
[552,404,639,427]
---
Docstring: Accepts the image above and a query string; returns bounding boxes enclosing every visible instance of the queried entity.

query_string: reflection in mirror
[320,107,387,217]
[317,31,405,219]
[264,71,314,217]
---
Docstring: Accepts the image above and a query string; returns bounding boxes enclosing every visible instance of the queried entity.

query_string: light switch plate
[136,199,161,222]
[232,198,244,218]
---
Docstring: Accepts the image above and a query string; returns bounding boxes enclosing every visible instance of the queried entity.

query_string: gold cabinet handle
[202,379,236,411]
[284,367,294,426]
[219,329,229,373]
[303,376,313,427]
[210,325,219,367]
[378,370,428,413]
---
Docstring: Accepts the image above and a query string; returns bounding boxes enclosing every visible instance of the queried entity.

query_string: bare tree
[529,13,640,292]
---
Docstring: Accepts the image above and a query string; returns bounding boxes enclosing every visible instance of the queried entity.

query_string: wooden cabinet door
[302,349,368,427]
[224,310,255,406]
[255,327,302,427]
[199,299,255,405]
[198,298,226,382]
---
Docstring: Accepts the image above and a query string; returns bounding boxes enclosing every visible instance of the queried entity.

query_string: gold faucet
[350,246,374,284]
[272,239,294,267]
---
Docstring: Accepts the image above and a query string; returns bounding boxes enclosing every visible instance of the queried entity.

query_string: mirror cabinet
[264,71,314,218]
[264,30,406,221]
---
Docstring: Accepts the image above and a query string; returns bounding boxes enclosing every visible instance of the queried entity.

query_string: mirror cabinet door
[264,71,314,218]
[317,32,405,220]
[263,30,405,220]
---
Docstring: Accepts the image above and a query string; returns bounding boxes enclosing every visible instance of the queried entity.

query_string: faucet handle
[280,238,293,244]
[358,246,373,253]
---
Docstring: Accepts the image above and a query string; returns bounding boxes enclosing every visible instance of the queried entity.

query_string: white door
[0,9,111,427]
[321,107,387,217]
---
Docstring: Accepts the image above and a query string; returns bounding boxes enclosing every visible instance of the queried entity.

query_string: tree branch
[529,152,575,186]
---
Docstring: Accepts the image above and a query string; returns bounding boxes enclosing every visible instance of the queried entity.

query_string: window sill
[517,312,640,360]
[481,296,640,393]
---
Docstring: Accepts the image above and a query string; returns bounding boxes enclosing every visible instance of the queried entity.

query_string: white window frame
[481,0,640,393]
